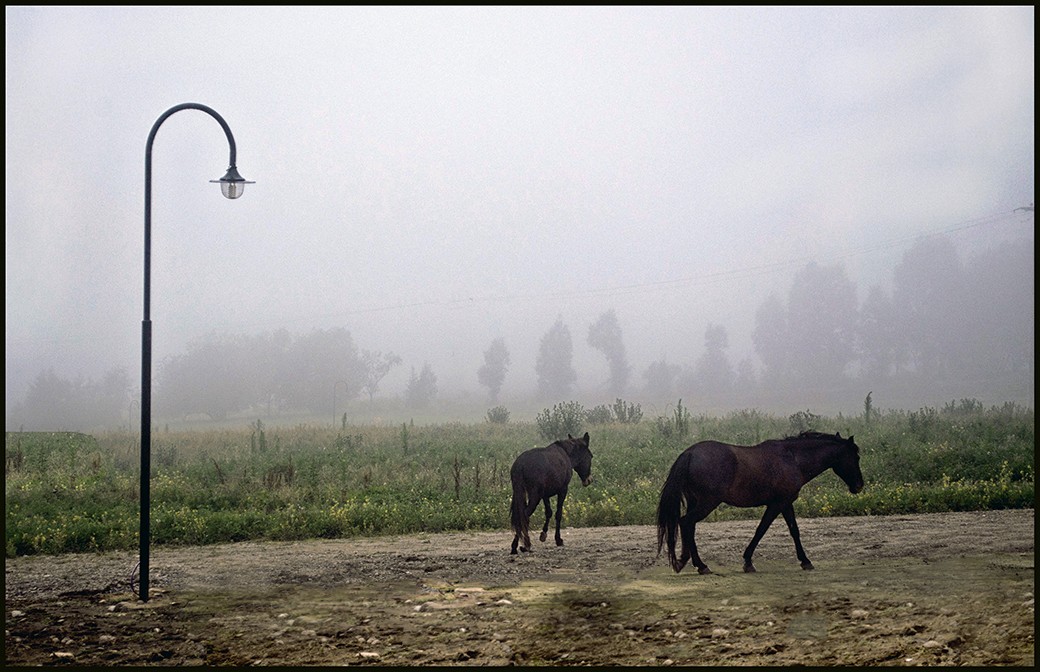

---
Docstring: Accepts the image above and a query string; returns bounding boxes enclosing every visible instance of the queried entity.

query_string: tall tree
[157,333,247,420]
[690,323,735,394]
[535,316,577,400]
[477,337,511,403]
[284,327,365,414]
[360,350,402,402]
[752,293,789,386]
[644,358,681,400]
[405,362,438,409]
[785,261,858,385]
[858,284,905,380]
[957,238,1034,390]
[587,309,630,396]
[891,236,965,381]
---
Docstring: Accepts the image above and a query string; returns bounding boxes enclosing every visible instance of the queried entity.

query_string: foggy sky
[5,6,1035,408]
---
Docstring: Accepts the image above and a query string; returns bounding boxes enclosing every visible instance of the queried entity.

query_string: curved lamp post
[139,103,253,602]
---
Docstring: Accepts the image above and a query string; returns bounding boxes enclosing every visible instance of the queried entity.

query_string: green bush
[611,398,643,424]
[485,406,510,424]
[535,401,586,440]
[586,405,614,424]
[654,399,691,439]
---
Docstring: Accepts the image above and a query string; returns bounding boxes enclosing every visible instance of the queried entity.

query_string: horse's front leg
[743,502,783,572]
[781,503,813,570]
[553,491,567,546]
[539,497,552,542]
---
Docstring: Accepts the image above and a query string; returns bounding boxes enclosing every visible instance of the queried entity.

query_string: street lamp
[139,103,253,602]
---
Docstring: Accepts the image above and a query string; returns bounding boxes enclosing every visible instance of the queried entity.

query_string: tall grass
[5,401,1033,557]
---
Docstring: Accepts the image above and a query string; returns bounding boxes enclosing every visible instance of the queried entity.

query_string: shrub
[788,409,821,434]
[655,399,690,439]
[586,405,614,425]
[485,406,511,424]
[611,398,643,424]
[536,401,586,440]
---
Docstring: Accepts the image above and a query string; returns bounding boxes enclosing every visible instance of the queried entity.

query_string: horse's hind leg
[781,504,813,570]
[519,495,540,552]
[539,497,552,542]
[680,514,710,574]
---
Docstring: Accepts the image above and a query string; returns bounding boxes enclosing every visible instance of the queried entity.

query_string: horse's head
[565,432,593,486]
[831,432,864,494]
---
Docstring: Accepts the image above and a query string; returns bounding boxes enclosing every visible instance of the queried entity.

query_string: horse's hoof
[697,566,712,575]
[555,539,564,547]
[510,549,518,555]
[743,564,756,573]
[801,561,815,571]
[539,532,547,542]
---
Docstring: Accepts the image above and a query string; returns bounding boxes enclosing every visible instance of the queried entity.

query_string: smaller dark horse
[657,431,863,574]
[510,432,593,554]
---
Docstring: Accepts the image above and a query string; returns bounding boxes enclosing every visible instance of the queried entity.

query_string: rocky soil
[4,509,1034,666]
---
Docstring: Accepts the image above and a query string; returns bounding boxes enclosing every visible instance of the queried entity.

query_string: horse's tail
[510,471,530,542]
[657,449,692,573]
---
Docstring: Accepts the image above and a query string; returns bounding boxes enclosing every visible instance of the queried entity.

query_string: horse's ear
[568,433,574,440]
[836,431,842,439]
[583,431,590,442]
[849,434,854,442]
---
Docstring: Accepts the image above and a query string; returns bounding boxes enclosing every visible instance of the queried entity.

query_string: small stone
[850,609,869,618]
[358,651,380,659]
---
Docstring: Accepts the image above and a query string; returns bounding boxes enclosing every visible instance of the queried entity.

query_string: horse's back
[686,439,803,505]
[511,445,571,494]
[682,441,740,487]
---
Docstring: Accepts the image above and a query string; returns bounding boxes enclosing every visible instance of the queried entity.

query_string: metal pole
[141,103,243,602]
[332,380,348,428]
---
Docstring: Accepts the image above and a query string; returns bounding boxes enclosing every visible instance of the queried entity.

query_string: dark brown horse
[657,431,863,574]
[510,432,593,554]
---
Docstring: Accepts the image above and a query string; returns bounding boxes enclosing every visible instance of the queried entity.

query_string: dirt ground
[4,509,1034,667]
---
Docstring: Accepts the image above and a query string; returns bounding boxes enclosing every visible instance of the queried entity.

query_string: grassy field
[5,400,1034,557]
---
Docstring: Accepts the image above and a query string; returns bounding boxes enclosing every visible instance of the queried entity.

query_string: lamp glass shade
[210,166,255,200]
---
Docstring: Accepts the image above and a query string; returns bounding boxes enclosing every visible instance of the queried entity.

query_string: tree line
[6,232,1033,430]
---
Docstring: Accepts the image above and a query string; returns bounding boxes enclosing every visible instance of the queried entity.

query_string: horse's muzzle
[582,476,593,487]
[849,482,863,494]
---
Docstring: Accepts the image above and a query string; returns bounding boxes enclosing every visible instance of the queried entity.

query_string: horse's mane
[782,430,845,443]
[551,433,589,449]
